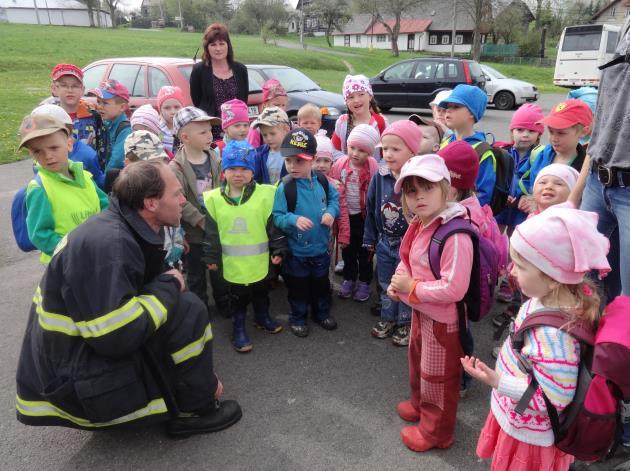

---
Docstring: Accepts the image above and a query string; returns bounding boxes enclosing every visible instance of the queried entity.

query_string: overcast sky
[119,0,299,13]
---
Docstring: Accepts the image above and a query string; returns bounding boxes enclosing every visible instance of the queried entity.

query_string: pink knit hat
[509,103,545,134]
[347,124,380,155]
[534,163,580,191]
[262,79,287,102]
[130,104,162,136]
[510,207,610,284]
[342,74,373,99]
[315,133,334,159]
[157,86,185,111]
[220,99,249,130]
[394,154,451,194]
[381,120,423,154]
[437,141,479,190]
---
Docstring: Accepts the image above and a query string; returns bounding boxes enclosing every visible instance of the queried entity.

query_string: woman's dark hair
[202,23,234,66]
[113,160,166,210]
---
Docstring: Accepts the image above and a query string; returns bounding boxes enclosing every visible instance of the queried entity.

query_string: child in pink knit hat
[157,85,185,154]
[462,206,610,471]
[215,98,250,154]
[330,123,380,302]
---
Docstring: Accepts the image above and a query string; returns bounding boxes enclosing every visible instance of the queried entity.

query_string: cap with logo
[87,79,130,102]
[539,99,593,130]
[280,128,317,160]
[18,114,70,150]
[172,106,221,136]
[124,130,169,161]
[51,63,84,82]
[251,106,290,129]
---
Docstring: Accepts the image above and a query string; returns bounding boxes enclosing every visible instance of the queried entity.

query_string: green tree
[232,0,289,36]
[307,0,352,47]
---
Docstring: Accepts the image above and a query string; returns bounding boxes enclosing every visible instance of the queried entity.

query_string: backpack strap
[472,141,497,171]
[427,216,477,279]
[282,172,329,214]
[114,120,131,139]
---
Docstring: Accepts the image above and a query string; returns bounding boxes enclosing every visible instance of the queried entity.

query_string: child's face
[431,104,446,126]
[548,125,584,156]
[97,97,127,121]
[512,128,540,151]
[348,145,370,167]
[417,125,440,154]
[345,91,371,116]
[26,131,72,172]
[510,250,553,299]
[180,121,213,151]
[297,116,321,136]
[404,177,447,224]
[225,122,250,141]
[160,99,183,126]
[260,124,288,151]
[224,166,253,189]
[284,155,312,179]
[444,104,474,130]
[52,75,84,109]
[533,175,571,211]
[381,134,413,175]
[313,155,333,174]
[264,96,288,111]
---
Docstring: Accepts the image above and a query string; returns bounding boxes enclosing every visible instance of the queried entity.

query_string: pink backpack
[474,203,509,272]
[510,296,630,462]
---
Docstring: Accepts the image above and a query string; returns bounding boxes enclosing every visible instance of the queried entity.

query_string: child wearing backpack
[364,120,422,346]
[461,207,610,471]
[17,114,108,263]
[273,128,340,338]
[331,124,380,302]
[388,154,474,452]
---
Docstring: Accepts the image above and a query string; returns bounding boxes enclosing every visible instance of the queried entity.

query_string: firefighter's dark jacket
[16,197,183,429]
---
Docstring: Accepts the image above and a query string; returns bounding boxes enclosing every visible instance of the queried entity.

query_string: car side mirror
[484,75,491,81]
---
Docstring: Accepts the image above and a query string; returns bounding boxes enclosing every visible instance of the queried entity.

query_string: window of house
[442,35,450,45]
[355,34,361,43]
[429,35,437,45]
[377,34,386,42]
[455,34,463,45]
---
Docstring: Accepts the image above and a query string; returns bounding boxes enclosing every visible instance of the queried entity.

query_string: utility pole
[177,0,183,30]
[33,0,41,24]
[299,3,304,44]
[451,0,457,57]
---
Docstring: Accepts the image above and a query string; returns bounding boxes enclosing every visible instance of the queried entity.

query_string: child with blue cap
[203,140,288,352]
[438,84,496,207]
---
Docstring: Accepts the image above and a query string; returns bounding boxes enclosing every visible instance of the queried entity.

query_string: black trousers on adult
[342,213,373,283]
[185,243,230,313]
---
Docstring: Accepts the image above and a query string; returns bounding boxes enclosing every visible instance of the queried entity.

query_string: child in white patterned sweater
[461,207,610,471]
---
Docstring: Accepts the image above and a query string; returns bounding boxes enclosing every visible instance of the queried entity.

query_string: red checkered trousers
[408,309,463,445]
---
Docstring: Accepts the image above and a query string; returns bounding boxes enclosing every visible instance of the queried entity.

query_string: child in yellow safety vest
[20,114,108,264]
[202,140,288,353]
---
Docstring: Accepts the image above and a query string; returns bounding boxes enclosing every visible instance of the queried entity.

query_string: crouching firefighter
[15,160,242,437]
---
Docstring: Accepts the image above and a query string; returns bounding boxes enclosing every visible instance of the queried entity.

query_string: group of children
[18,63,618,470]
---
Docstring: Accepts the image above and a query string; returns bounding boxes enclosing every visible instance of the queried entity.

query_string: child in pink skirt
[461,207,610,471]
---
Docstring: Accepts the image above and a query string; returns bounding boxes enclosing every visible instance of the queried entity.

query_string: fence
[481,43,519,56]
[482,55,555,67]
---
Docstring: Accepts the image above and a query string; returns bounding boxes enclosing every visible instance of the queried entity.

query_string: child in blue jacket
[273,128,340,338]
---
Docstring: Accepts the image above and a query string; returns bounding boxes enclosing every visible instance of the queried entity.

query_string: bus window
[607,31,619,53]
[562,30,602,51]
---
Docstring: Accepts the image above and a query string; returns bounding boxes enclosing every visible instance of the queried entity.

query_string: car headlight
[321,107,341,116]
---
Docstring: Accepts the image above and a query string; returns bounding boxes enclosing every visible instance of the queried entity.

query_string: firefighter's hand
[165,268,186,292]
[207,264,219,271]
[271,256,282,265]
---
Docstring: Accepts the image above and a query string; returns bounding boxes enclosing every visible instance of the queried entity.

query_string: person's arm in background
[189,63,203,108]
[569,153,590,208]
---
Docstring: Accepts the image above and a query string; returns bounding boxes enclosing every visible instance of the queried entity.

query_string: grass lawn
[0,24,562,164]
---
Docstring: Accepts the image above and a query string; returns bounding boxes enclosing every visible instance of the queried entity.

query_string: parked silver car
[480,64,539,110]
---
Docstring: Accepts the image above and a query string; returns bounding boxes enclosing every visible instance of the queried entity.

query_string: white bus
[554,24,620,88]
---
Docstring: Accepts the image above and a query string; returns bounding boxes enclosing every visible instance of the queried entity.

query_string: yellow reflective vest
[204,183,276,284]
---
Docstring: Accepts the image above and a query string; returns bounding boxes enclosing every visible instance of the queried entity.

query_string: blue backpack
[11,174,45,252]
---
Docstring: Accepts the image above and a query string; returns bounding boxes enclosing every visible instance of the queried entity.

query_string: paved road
[273,39,361,57]
[1,94,628,470]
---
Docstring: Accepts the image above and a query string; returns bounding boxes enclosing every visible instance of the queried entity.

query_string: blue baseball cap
[438,84,487,122]
[222,140,256,173]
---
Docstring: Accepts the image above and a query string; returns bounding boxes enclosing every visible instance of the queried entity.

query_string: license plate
[248,105,259,118]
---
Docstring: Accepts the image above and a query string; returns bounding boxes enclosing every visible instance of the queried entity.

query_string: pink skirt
[476,411,574,471]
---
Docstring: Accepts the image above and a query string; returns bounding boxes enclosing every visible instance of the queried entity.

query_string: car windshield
[482,65,507,79]
[178,65,193,82]
[259,67,321,93]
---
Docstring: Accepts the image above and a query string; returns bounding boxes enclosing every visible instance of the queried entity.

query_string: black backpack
[282,172,329,213]
[93,111,131,170]
[473,141,514,216]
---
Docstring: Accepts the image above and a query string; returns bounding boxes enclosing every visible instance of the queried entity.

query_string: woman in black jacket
[190,23,249,140]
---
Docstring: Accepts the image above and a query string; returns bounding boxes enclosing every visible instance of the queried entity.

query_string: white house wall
[1,7,111,26]
[333,32,470,53]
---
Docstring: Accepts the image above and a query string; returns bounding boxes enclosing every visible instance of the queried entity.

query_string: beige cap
[124,130,169,161]
[19,114,70,150]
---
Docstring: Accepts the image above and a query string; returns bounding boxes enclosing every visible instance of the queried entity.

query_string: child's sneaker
[334,260,344,274]
[338,280,355,299]
[497,279,513,303]
[254,313,283,334]
[289,324,309,337]
[492,305,518,328]
[491,346,500,359]
[353,282,370,302]
[392,325,410,346]
[371,320,395,338]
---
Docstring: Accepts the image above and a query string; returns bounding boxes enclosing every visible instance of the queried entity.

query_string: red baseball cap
[51,63,84,82]
[87,79,130,102]
[437,141,479,190]
[539,99,593,130]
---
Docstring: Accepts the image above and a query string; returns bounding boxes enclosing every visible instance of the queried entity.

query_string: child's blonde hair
[297,103,321,121]
[400,176,450,220]
[510,247,601,327]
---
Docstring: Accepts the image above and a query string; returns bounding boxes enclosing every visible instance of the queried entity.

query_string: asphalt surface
[2,94,628,471]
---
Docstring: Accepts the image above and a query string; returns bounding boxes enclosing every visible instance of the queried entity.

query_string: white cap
[31,104,72,125]
[430,90,452,107]
[394,154,451,194]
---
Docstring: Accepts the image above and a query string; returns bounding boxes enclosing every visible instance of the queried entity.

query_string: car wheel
[494,91,515,111]
[379,106,392,112]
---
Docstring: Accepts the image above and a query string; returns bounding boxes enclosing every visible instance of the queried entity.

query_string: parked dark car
[370,58,486,111]
[247,65,346,135]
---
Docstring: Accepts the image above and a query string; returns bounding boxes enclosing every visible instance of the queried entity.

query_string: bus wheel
[494,91,515,110]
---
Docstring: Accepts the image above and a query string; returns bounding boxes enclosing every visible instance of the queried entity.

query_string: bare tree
[103,0,119,27]
[458,0,493,60]
[77,0,97,26]
[308,0,352,47]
